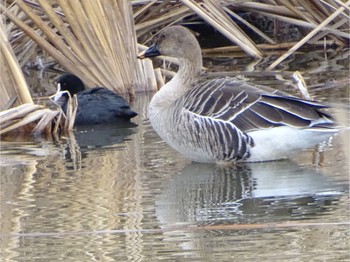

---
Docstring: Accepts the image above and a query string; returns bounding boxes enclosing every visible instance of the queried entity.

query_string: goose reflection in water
[155,160,346,226]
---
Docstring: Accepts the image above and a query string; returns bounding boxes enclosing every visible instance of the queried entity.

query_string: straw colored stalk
[0,18,33,110]
[6,6,55,67]
[2,0,154,97]
[233,2,297,17]
[222,7,276,44]
[255,11,350,40]
[236,1,350,40]
[0,96,77,135]
[133,0,158,20]
[0,104,55,135]
[1,6,77,135]
[134,1,265,57]
[135,0,176,23]
[135,5,191,37]
[202,39,339,55]
[274,0,318,24]
[181,0,263,58]
[267,0,350,70]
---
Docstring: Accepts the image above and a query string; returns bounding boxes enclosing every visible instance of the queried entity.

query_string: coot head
[56,74,85,95]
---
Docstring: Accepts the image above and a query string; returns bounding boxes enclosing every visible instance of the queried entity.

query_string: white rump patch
[247,126,337,162]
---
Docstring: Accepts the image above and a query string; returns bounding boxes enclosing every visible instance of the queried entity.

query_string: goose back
[140,26,338,163]
[150,77,336,163]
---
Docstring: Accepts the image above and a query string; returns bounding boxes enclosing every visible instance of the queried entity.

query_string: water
[1,52,349,261]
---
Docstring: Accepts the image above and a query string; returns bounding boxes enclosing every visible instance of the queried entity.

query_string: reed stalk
[135,0,348,64]
[202,40,338,55]
[267,0,350,70]
[0,0,348,136]
[181,0,263,58]
[0,18,33,110]
[3,0,154,96]
[1,0,157,135]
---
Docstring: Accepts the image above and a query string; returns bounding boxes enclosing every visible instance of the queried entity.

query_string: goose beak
[137,44,161,59]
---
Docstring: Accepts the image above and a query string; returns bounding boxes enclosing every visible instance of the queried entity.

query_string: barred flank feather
[142,26,338,163]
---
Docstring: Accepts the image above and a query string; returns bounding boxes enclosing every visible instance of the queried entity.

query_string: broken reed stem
[267,0,350,70]
[135,0,348,66]
[256,11,350,39]
[202,40,338,54]
[32,109,59,134]
[223,6,276,45]
[0,104,42,125]
[3,0,154,96]
[0,96,78,136]
[181,0,263,58]
[0,18,33,107]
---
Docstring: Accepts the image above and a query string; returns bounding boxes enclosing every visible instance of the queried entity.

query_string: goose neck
[149,57,202,110]
[180,57,201,80]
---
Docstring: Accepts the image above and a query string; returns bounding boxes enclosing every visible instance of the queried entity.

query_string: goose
[138,26,338,163]
[53,74,137,125]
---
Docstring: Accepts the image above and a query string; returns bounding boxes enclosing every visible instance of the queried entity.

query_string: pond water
[1,51,350,261]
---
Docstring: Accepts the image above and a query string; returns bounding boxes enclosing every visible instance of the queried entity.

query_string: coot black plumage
[54,74,137,125]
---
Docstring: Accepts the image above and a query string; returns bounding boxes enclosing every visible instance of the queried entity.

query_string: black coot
[54,74,137,125]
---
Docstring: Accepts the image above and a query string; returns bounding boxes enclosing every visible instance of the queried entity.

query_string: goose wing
[181,78,333,133]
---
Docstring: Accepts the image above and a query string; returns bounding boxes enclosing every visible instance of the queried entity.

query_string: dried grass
[0,96,77,136]
[135,0,349,69]
[2,0,153,96]
[0,18,33,110]
[1,0,349,136]
[267,1,350,70]
[1,0,154,135]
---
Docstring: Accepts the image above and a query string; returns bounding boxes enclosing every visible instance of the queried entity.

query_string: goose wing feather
[180,78,332,133]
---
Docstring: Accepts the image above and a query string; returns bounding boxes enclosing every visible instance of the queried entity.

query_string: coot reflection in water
[62,123,137,166]
[156,160,346,226]
[73,123,137,149]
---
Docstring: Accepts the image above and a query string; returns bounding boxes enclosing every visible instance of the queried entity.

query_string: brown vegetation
[0,0,349,135]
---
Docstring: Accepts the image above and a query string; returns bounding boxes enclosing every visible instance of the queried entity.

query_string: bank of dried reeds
[1,0,157,135]
[135,0,349,69]
[1,18,32,110]
[1,0,349,135]
[1,17,74,136]
[2,0,155,96]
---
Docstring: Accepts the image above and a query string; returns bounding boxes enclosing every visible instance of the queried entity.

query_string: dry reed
[1,0,349,137]
[135,0,349,69]
[2,0,154,96]
[0,18,33,110]
[1,0,156,135]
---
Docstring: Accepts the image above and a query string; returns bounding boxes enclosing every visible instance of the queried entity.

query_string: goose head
[139,26,203,77]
